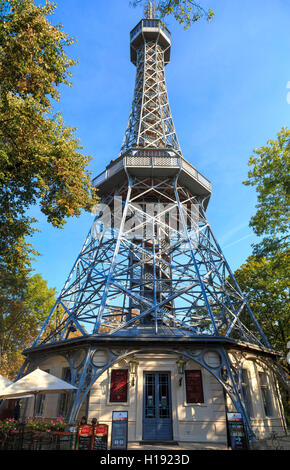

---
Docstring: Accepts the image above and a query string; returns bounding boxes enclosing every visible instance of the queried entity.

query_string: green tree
[243,127,290,257]
[239,127,290,353]
[234,254,289,355]
[131,0,214,28]
[0,0,97,280]
[237,128,290,422]
[0,273,56,379]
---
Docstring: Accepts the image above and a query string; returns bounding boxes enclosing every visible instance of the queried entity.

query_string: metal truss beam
[33,175,270,349]
[121,39,181,155]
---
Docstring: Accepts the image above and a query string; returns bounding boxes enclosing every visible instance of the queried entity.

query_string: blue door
[143,372,173,441]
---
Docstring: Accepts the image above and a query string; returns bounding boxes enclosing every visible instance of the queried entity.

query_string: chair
[38,431,53,450]
[1,429,21,450]
[21,430,37,450]
[52,431,74,450]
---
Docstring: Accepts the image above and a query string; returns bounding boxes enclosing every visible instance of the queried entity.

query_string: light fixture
[129,356,139,386]
[221,365,228,382]
[176,357,187,386]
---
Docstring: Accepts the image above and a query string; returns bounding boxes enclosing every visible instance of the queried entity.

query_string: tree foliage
[243,127,290,257]
[0,0,98,280]
[235,128,290,357]
[0,273,56,379]
[131,0,214,29]
[0,1,99,377]
[234,254,289,355]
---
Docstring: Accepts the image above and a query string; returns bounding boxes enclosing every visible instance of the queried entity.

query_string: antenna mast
[145,0,155,19]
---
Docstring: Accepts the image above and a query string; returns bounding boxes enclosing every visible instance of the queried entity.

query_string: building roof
[111,324,194,337]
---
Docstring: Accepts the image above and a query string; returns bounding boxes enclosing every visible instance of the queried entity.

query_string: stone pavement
[249,434,290,451]
[128,441,229,451]
[128,434,290,451]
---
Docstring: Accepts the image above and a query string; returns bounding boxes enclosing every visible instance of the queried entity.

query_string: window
[241,369,253,418]
[58,367,72,417]
[35,369,50,416]
[185,370,204,403]
[110,370,128,402]
[259,372,273,417]
[35,394,45,417]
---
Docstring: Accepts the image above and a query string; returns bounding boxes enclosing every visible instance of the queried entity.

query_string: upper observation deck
[130,19,171,65]
[92,148,211,203]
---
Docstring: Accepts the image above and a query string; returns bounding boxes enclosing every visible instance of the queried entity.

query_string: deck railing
[92,151,211,192]
[130,19,171,42]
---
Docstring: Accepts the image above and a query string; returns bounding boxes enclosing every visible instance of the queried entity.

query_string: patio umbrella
[0,374,33,400]
[0,374,12,391]
[0,368,77,416]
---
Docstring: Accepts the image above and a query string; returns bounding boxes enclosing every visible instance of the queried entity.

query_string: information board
[110,370,128,402]
[111,411,128,450]
[76,425,93,450]
[185,370,203,403]
[227,413,248,450]
[92,424,108,450]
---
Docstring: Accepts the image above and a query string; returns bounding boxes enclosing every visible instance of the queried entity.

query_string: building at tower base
[19,335,286,446]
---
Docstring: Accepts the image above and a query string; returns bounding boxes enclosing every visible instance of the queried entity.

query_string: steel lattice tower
[34,11,269,347]
[17,5,286,439]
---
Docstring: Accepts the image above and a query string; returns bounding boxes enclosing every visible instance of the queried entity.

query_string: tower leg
[220,348,255,442]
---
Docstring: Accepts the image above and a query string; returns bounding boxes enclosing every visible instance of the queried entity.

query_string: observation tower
[17,3,287,445]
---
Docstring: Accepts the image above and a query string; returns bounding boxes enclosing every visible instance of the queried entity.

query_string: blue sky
[29,0,290,293]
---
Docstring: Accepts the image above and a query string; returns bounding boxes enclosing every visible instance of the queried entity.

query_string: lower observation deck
[93,149,212,202]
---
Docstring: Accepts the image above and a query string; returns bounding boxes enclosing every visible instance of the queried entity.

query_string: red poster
[185,370,204,403]
[78,425,93,436]
[94,425,108,436]
[110,369,128,402]
[76,425,93,450]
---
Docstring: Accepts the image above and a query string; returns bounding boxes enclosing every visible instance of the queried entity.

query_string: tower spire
[145,0,155,19]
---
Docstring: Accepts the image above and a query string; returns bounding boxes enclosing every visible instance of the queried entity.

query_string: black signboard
[93,424,108,450]
[76,425,93,450]
[111,411,128,450]
[227,413,248,450]
[77,435,92,450]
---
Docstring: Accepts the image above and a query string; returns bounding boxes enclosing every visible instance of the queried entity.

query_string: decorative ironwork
[32,174,269,348]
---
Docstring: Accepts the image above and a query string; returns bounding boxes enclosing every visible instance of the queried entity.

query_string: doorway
[143,372,173,441]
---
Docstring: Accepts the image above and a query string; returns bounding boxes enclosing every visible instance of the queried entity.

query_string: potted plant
[49,417,67,432]
[0,419,19,450]
[0,418,18,437]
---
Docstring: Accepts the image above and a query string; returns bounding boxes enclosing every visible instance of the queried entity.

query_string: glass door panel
[143,372,172,440]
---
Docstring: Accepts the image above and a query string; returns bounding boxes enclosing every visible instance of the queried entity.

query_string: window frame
[258,371,273,417]
[241,368,254,418]
[35,369,50,417]
[57,366,72,417]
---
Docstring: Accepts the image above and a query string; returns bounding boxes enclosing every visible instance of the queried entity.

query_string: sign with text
[227,413,248,450]
[185,370,204,403]
[76,425,93,450]
[111,411,128,450]
[93,424,108,450]
[110,370,128,402]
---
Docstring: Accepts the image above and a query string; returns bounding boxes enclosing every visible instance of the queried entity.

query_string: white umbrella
[0,374,12,391]
[0,374,33,400]
[0,368,77,416]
